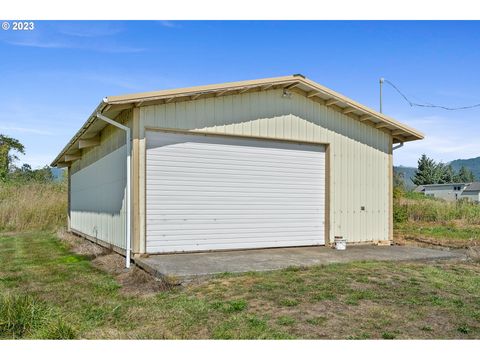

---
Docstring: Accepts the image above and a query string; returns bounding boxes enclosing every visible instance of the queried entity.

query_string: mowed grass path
[1,232,480,339]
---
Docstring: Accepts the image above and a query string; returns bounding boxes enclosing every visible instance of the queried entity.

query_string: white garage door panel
[146,131,325,253]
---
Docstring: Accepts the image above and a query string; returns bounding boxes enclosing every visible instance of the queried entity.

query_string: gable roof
[464,182,480,192]
[419,182,480,192]
[51,74,424,167]
[422,183,468,187]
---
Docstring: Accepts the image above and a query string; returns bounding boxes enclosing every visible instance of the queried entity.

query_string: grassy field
[1,184,480,339]
[394,192,480,248]
[1,231,479,339]
[395,222,480,247]
[0,182,67,232]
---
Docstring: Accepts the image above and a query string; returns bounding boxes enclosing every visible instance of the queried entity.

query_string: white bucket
[334,237,347,250]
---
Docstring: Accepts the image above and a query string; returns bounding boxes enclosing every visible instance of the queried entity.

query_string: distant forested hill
[394,156,480,189]
[393,166,417,189]
[450,157,480,181]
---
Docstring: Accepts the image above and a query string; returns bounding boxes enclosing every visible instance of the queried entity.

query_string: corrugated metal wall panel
[71,109,132,175]
[70,144,127,249]
[140,88,391,244]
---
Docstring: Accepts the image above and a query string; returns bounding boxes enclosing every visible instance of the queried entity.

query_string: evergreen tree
[412,154,439,185]
[457,165,475,182]
[439,164,455,184]
[412,154,476,186]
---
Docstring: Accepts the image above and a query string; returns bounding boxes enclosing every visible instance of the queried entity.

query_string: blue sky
[1,20,479,168]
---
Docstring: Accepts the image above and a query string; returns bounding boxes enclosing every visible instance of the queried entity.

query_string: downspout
[96,112,131,269]
[392,142,404,151]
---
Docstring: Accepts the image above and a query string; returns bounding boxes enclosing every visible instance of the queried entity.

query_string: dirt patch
[265,295,469,339]
[57,228,110,258]
[117,266,175,296]
[57,229,175,296]
[394,234,469,249]
[395,234,478,265]
[92,253,126,274]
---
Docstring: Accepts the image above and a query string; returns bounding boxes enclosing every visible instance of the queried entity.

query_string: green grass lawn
[395,222,480,247]
[1,231,480,339]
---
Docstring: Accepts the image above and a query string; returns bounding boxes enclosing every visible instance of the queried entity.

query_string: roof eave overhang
[50,100,108,167]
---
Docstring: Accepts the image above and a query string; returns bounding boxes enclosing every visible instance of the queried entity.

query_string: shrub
[403,191,427,200]
[393,204,408,224]
[393,186,405,201]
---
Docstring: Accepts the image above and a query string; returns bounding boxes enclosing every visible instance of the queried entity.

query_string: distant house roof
[413,185,425,192]
[420,183,467,189]
[416,182,480,193]
[464,182,480,192]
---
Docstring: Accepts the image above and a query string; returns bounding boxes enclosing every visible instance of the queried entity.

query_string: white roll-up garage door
[146,131,325,253]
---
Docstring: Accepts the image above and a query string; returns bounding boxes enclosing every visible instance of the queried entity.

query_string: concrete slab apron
[135,246,466,281]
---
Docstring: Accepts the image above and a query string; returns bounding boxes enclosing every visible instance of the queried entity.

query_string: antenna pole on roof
[379,77,384,113]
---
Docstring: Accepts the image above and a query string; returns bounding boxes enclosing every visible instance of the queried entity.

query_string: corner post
[67,166,71,232]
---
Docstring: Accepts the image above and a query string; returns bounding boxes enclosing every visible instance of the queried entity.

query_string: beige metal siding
[139,88,391,244]
[69,109,132,249]
[70,144,127,249]
[71,109,132,175]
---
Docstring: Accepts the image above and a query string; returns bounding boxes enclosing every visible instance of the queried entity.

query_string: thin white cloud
[392,113,480,166]
[6,40,72,49]
[3,23,144,53]
[394,129,480,166]
[158,20,181,28]
[406,136,477,155]
[5,39,145,53]
[0,126,54,136]
[57,23,123,38]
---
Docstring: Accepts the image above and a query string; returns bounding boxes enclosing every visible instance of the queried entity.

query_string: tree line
[412,154,475,186]
[0,134,57,183]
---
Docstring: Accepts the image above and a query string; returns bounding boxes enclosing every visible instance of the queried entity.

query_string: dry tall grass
[396,195,480,225]
[0,182,67,231]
